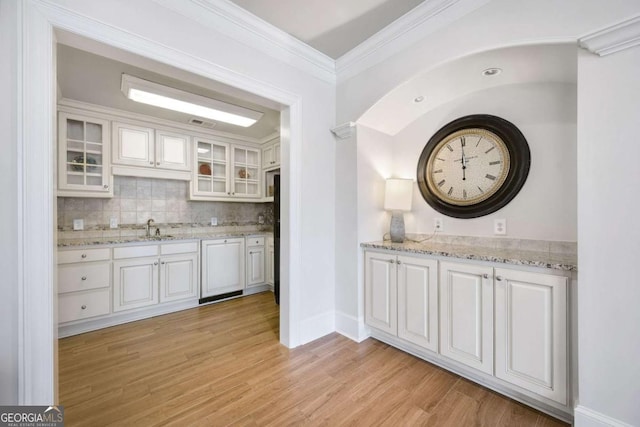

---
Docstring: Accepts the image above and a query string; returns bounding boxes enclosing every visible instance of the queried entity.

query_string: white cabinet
[266,236,275,285]
[365,252,398,335]
[113,256,159,312]
[112,242,199,312]
[246,236,265,287]
[112,122,191,179]
[397,255,438,352]
[191,139,261,200]
[57,247,112,322]
[262,139,280,169]
[495,268,568,404]
[440,262,494,375]
[365,252,438,351]
[160,252,199,303]
[201,238,245,297]
[57,112,112,197]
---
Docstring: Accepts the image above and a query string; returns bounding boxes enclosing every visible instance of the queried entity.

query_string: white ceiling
[358,44,578,135]
[56,37,281,141]
[229,0,425,59]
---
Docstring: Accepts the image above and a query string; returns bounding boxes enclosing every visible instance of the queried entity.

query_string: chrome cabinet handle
[396,260,402,265]
[224,240,227,243]
[388,259,394,264]
[154,261,158,265]
[496,276,504,281]
[81,305,87,310]
[81,276,87,281]
[149,161,154,165]
[81,254,87,259]
[156,162,160,165]
[483,274,489,279]
[103,184,109,189]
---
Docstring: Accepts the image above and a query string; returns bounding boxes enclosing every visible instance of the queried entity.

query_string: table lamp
[384,178,413,243]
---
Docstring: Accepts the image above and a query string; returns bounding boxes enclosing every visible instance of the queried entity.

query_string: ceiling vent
[189,118,216,128]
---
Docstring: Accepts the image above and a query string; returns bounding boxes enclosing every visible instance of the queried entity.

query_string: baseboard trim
[299,310,336,345]
[574,405,634,427]
[335,311,370,342]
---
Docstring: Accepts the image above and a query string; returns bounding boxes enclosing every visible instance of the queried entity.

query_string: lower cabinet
[494,267,568,405]
[266,236,275,285]
[113,256,159,312]
[364,250,571,414]
[440,262,494,375]
[201,237,245,297]
[160,253,198,303]
[246,236,266,287]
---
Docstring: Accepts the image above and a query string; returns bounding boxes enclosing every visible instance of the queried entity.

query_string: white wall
[576,47,640,427]
[0,0,19,405]
[394,82,577,241]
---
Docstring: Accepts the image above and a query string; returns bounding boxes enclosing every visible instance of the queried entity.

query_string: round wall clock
[416,114,530,219]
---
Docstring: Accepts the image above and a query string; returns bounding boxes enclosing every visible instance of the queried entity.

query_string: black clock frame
[417,114,530,219]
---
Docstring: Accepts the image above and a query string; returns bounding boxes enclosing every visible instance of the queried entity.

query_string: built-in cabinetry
[57,112,113,197]
[262,138,280,169]
[201,237,246,298]
[111,121,191,180]
[246,236,266,287]
[58,241,199,337]
[191,137,261,201]
[266,236,275,285]
[364,249,571,418]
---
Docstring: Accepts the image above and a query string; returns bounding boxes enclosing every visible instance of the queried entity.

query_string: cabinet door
[192,138,230,198]
[112,122,155,168]
[365,252,397,335]
[58,112,112,196]
[113,257,159,312]
[440,262,493,374]
[156,130,191,171]
[266,239,274,285]
[201,238,245,297]
[273,142,281,167]
[495,268,568,404]
[262,144,274,168]
[246,246,265,287]
[159,253,198,303]
[397,256,438,352]
[231,146,260,198]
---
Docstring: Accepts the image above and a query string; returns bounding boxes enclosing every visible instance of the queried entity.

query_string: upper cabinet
[57,112,113,198]
[190,138,261,201]
[262,139,280,169]
[111,121,191,180]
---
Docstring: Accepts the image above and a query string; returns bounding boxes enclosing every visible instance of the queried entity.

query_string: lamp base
[389,212,405,243]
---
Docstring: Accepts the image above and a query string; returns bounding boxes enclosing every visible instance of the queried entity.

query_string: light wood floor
[59,292,568,426]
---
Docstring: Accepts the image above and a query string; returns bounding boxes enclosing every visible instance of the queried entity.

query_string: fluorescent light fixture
[121,74,263,127]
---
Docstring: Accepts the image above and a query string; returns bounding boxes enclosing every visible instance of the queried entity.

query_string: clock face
[417,115,530,219]
[426,129,510,206]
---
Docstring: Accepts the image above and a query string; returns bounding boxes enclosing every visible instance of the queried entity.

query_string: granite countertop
[361,237,577,271]
[57,226,273,248]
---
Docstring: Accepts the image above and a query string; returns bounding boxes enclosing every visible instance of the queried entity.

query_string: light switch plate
[73,219,84,231]
[210,217,218,226]
[109,217,118,229]
[494,218,507,235]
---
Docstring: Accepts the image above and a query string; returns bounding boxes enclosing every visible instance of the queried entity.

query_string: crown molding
[335,0,490,83]
[331,122,356,140]
[151,0,336,84]
[579,15,640,56]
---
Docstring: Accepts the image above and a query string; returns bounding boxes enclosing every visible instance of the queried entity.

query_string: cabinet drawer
[59,288,110,323]
[161,241,198,255]
[113,244,158,259]
[58,248,111,264]
[58,262,110,293]
[247,236,265,247]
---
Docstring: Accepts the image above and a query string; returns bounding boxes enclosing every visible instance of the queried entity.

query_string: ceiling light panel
[121,74,263,127]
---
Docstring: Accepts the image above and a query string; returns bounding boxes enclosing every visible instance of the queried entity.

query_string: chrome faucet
[146,218,155,237]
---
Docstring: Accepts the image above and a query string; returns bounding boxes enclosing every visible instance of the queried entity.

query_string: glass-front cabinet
[190,138,261,201]
[58,112,113,197]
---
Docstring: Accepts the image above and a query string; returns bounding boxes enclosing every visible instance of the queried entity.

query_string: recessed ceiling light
[414,96,424,103]
[482,68,502,77]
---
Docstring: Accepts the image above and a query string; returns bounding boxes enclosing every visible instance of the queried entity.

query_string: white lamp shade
[384,179,413,211]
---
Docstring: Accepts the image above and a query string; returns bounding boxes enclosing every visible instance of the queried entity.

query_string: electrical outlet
[258,214,265,224]
[210,217,218,226]
[434,218,444,232]
[494,218,507,235]
[73,219,84,231]
[109,217,118,229]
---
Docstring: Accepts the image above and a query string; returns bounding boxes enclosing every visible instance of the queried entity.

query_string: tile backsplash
[58,176,272,230]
